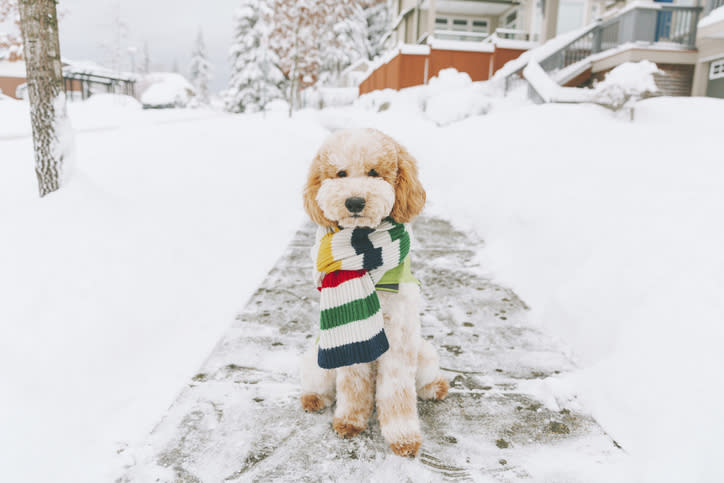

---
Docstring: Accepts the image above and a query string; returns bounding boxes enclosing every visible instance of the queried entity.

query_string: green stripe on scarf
[320,292,381,330]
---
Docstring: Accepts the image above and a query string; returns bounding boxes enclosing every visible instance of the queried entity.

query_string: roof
[0,60,27,78]
[0,59,137,82]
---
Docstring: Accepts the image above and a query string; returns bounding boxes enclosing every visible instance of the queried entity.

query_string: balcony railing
[433,29,490,42]
[504,4,702,92]
[705,0,724,15]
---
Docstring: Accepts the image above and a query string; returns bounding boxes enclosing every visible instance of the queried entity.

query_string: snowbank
[356,68,491,125]
[0,106,328,482]
[140,72,196,108]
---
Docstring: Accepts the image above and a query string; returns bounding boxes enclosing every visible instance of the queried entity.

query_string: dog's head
[303,128,426,229]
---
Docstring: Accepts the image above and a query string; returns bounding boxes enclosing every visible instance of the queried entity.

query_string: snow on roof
[400,44,431,55]
[699,5,724,28]
[62,59,137,81]
[0,60,27,78]
[428,37,494,53]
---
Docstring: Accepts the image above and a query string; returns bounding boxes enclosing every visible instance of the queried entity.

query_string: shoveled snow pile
[355,68,490,125]
[424,68,491,125]
[590,60,661,109]
[140,72,196,108]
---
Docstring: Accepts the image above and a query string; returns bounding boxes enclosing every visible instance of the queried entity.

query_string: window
[435,16,489,37]
[711,58,724,80]
[505,11,517,26]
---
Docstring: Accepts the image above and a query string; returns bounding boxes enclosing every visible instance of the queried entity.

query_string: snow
[140,72,196,108]
[3,77,724,482]
[699,5,724,27]
[589,60,661,108]
[0,59,26,77]
[0,101,327,482]
[321,88,724,482]
[428,38,495,53]
[355,68,492,126]
[399,44,431,55]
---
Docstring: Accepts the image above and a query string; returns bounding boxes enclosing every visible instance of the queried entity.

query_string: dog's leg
[300,345,336,412]
[376,285,422,457]
[416,339,449,401]
[333,362,376,438]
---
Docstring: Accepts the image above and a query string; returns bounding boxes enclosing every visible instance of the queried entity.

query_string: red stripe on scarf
[318,269,367,291]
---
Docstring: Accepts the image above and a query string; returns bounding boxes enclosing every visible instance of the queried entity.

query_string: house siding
[0,76,25,99]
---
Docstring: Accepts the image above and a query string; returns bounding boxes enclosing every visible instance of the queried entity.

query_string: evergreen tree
[189,28,212,104]
[364,0,391,59]
[226,0,283,113]
[319,3,371,84]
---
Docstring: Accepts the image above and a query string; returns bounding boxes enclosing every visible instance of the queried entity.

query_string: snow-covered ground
[2,81,723,482]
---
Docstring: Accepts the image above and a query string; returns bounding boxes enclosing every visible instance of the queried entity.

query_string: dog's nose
[345,197,366,214]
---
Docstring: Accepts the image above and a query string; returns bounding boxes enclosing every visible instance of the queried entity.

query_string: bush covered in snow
[590,61,661,111]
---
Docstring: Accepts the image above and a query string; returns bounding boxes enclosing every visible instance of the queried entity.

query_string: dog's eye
[337,170,347,178]
[368,169,379,177]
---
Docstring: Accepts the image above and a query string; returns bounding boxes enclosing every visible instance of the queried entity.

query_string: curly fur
[300,128,447,457]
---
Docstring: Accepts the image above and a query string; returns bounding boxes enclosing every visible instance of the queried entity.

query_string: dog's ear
[303,154,335,227]
[390,140,426,223]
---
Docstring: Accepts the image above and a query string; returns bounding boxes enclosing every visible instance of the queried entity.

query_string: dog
[299,128,449,457]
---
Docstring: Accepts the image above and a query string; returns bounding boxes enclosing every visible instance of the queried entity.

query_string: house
[692,2,724,97]
[499,0,724,100]
[360,0,539,94]
[0,58,136,100]
[364,0,724,99]
[0,59,26,99]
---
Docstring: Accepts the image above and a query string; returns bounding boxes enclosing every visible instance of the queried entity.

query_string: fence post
[592,26,602,54]
[688,8,700,48]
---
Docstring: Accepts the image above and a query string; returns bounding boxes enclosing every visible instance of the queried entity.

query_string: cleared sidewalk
[120,215,627,482]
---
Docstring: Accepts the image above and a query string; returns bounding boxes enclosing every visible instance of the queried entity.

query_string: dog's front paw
[389,433,422,457]
[333,417,366,438]
[419,377,449,401]
[301,393,327,412]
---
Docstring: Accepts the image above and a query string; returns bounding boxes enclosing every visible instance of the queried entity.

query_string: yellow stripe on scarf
[316,232,342,273]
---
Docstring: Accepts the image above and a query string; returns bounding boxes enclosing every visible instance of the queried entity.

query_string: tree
[267,0,356,115]
[225,0,283,113]
[17,0,74,197]
[319,3,369,84]
[189,28,212,104]
[364,0,391,59]
[0,0,23,61]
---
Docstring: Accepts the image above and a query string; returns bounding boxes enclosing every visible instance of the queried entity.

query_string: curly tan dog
[300,128,449,457]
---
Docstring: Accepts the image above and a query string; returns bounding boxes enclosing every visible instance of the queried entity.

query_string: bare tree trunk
[18,0,69,197]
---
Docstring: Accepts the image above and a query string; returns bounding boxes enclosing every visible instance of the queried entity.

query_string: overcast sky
[57,0,240,92]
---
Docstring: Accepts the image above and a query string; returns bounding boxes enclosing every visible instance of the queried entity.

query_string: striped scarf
[313,218,410,369]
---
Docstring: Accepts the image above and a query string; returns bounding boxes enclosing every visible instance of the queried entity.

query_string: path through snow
[120,216,628,482]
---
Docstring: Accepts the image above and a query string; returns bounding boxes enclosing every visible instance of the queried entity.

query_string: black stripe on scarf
[351,227,383,271]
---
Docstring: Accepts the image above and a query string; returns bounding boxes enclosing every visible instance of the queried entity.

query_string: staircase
[501,3,703,100]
